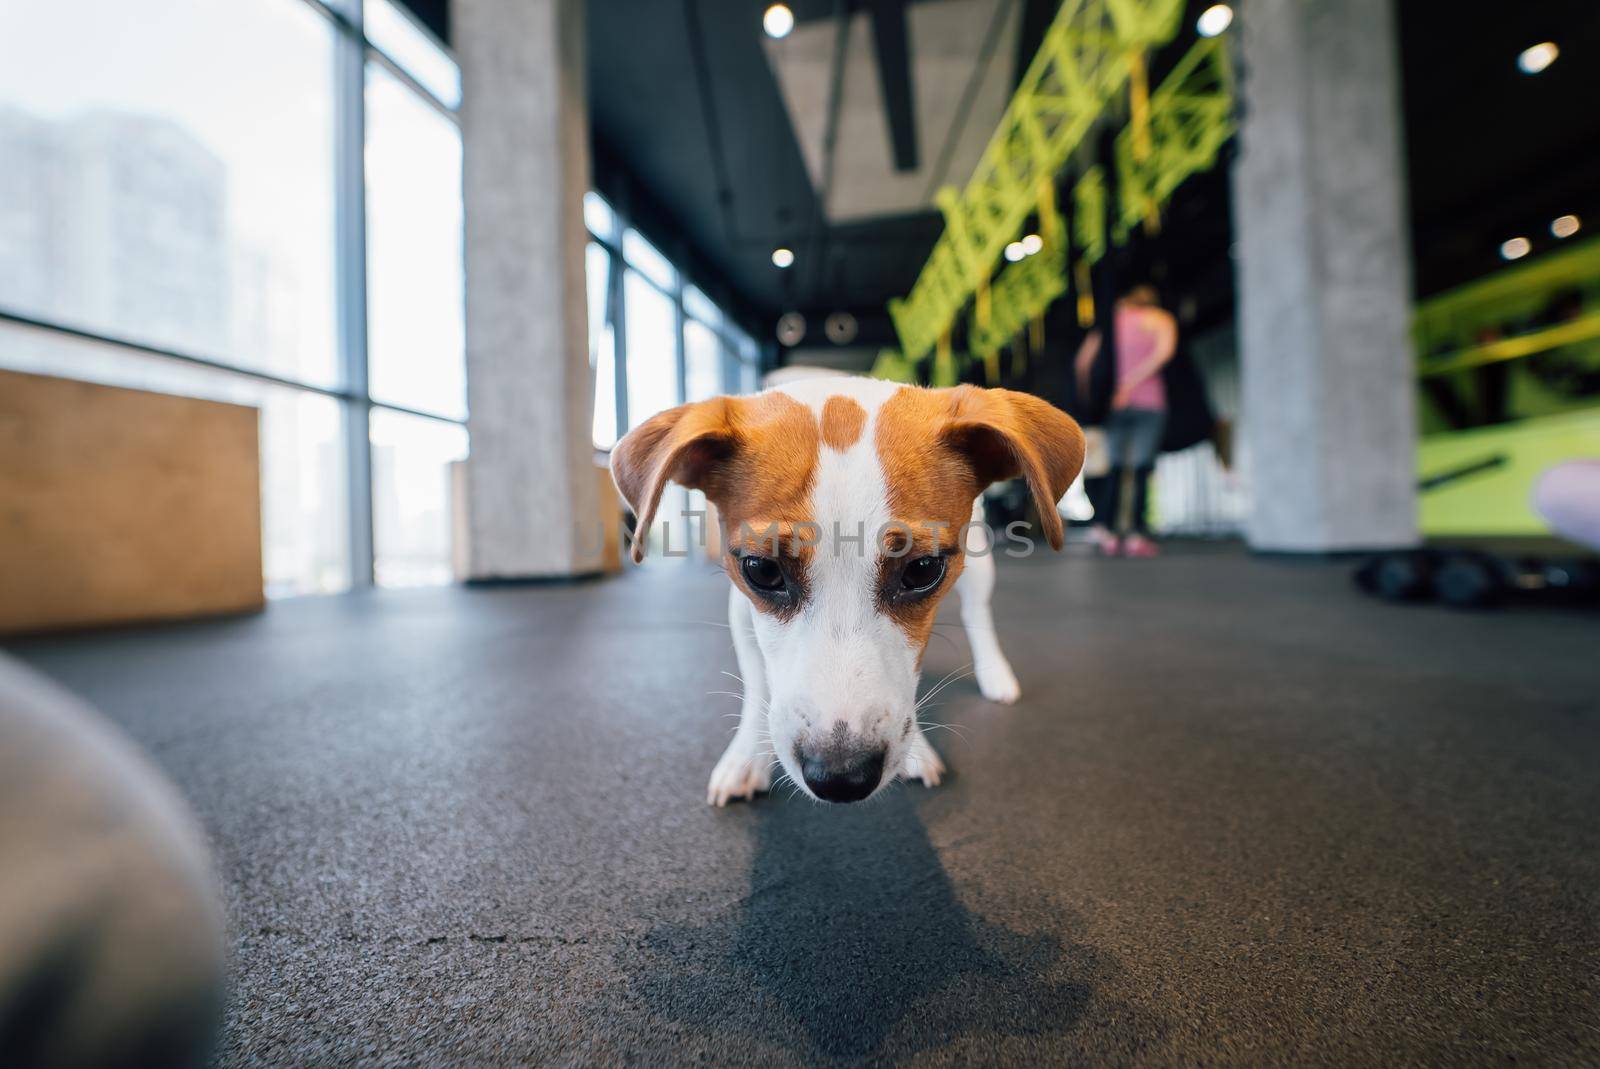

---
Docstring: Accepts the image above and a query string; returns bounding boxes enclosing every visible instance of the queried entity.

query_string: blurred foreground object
[1533,460,1600,551]
[0,654,224,1068]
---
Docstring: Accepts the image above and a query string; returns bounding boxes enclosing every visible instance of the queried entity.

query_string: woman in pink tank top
[1074,284,1179,556]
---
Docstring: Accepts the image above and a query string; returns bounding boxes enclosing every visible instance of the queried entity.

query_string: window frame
[0,0,467,591]
[0,0,769,590]
[583,194,764,447]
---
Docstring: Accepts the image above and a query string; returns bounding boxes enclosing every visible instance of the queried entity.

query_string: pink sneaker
[1093,527,1121,556]
[1122,533,1160,558]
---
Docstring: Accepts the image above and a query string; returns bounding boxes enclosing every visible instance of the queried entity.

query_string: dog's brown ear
[940,386,1085,550]
[610,398,738,563]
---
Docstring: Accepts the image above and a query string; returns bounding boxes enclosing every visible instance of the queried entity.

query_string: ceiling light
[763,3,794,39]
[771,247,794,268]
[1517,41,1558,74]
[1020,233,1043,255]
[824,312,858,345]
[1551,214,1580,239]
[1196,4,1233,38]
[776,312,806,346]
[1004,241,1026,263]
[1500,237,1531,261]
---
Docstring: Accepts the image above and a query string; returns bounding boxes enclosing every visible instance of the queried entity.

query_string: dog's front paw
[900,733,946,788]
[974,656,1021,704]
[707,741,773,807]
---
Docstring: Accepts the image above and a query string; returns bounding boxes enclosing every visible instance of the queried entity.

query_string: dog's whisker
[918,721,969,742]
[922,663,974,693]
[715,673,775,712]
[917,719,969,746]
[927,621,1007,635]
[915,665,975,710]
[920,661,975,697]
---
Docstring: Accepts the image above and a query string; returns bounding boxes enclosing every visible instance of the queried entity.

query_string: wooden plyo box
[0,370,265,634]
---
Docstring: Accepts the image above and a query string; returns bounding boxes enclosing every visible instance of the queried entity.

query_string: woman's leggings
[1095,407,1166,535]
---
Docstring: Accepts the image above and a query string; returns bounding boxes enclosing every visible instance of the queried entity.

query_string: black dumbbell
[1354,550,1436,602]
[1434,552,1505,609]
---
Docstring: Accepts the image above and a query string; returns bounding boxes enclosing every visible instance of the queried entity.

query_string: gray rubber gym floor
[9,545,1599,1066]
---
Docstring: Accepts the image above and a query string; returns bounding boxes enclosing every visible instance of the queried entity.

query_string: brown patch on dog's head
[819,395,867,452]
[610,392,820,564]
[875,388,984,549]
[875,385,1085,551]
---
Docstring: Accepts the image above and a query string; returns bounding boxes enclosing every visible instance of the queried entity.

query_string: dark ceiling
[1399,0,1600,297]
[402,0,1600,344]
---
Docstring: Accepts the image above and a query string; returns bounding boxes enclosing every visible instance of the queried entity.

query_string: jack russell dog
[611,375,1085,806]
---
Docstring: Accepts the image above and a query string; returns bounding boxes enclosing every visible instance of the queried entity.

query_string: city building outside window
[0,1,763,594]
[0,0,466,595]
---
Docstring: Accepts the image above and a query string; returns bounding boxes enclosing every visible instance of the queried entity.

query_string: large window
[623,270,680,429]
[365,62,466,420]
[364,0,461,108]
[585,241,618,449]
[0,0,339,386]
[370,408,469,587]
[0,0,467,595]
[582,195,764,447]
[684,319,723,403]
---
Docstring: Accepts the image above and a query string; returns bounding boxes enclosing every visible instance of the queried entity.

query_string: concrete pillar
[456,0,602,578]
[1232,0,1418,552]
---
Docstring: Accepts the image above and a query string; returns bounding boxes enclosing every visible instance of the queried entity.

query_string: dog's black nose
[800,746,886,803]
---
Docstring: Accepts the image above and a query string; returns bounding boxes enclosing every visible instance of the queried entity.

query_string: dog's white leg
[957,502,1021,704]
[899,726,946,787]
[707,584,774,807]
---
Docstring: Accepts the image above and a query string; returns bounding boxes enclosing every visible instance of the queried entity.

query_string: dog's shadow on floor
[630,789,1156,1063]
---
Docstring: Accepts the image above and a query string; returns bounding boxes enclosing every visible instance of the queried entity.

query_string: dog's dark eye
[901,555,946,593]
[740,555,786,593]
